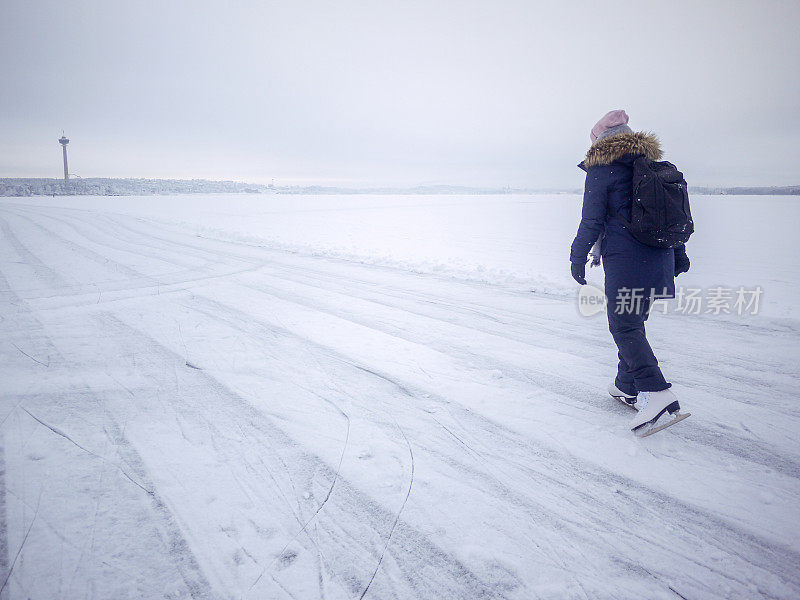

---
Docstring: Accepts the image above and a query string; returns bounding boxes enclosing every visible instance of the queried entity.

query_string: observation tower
[58,132,69,181]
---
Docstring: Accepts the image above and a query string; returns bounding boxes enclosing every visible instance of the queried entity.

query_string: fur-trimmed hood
[580,131,662,170]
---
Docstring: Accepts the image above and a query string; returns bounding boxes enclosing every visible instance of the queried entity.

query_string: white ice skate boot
[608,383,637,408]
[630,389,690,437]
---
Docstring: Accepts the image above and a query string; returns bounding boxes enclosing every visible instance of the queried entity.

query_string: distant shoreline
[1,177,798,197]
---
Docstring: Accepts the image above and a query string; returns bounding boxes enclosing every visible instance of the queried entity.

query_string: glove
[570,261,587,285]
[674,248,690,276]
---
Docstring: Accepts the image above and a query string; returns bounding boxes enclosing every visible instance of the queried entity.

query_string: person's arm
[570,168,609,265]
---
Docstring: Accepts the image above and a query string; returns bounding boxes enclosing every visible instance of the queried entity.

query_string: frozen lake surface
[1,193,799,599]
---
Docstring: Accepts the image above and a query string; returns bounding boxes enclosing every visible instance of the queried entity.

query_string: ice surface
[1,193,798,599]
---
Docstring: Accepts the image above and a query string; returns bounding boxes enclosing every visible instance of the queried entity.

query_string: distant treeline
[0,178,270,197]
[688,186,800,195]
[274,184,523,195]
[1,178,797,197]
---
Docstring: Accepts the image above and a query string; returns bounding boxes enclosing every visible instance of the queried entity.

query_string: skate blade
[635,412,691,438]
[610,393,638,409]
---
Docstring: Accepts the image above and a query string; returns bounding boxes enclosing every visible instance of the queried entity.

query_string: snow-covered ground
[1,193,798,599]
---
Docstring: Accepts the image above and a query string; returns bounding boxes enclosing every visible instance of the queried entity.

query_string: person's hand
[571,261,587,285]
[675,252,690,276]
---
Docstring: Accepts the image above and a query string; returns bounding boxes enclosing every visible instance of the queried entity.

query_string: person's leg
[607,298,670,392]
[614,351,637,396]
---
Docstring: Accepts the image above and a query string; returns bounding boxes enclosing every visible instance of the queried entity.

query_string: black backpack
[610,157,694,248]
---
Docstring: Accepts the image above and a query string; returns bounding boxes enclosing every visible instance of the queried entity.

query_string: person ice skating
[570,109,692,436]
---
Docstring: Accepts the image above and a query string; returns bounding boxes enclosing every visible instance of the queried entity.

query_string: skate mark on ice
[165,295,703,596]
[53,208,266,280]
[1,208,154,280]
[2,207,264,303]
[250,388,351,592]
[20,407,155,498]
[0,267,65,431]
[0,440,8,600]
[238,263,604,351]
[184,288,800,594]
[432,417,483,460]
[0,268,65,426]
[4,205,200,273]
[240,260,798,429]
[212,298,800,600]
[352,364,415,397]
[0,485,42,596]
[0,214,68,290]
[0,208,196,299]
[435,400,800,597]
[92,311,504,599]
[0,269,213,598]
[184,303,355,567]
[100,414,216,599]
[235,277,606,402]
[10,343,49,368]
[232,277,800,478]
[668,584,690,600]
[14,488,176,597]
[665,420,800,479]
[64,425,110,598]
[80,209,254,265]
[191,289,800,544]
[358,420,415,600]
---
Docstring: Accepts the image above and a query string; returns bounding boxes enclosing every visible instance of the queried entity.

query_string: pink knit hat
[590,109,630,143]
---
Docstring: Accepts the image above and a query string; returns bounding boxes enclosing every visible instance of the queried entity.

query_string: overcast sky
[1,0,798,187]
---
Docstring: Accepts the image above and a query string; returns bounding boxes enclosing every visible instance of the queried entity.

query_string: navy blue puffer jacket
[570,132,681,301]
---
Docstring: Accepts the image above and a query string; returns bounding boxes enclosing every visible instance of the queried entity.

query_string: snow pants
[607,297,671,395]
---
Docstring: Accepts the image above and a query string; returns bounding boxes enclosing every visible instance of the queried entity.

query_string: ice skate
[608,383,637,408]
[630,389,690,437]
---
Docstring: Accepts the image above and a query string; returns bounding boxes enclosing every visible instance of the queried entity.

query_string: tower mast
[58,132,70,181]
